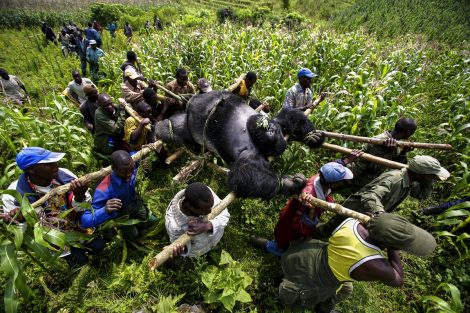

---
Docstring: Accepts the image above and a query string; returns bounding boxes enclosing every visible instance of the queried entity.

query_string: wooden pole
[165,148,185,165]
[299,193,370,224]
[321,143,406,169]
[119,98,152,132]
[227,74,246,92]
[31,141,162,208]
[154,83,184,103]
[320,131,452,150]
[149,192,236,270]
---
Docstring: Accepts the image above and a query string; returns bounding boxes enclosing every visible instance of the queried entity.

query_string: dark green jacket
[93,105,126,155]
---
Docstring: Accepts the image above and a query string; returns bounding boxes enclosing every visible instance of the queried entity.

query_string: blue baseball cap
[16,147,65,170]
[297,68,317,78]
[319,162,353,183]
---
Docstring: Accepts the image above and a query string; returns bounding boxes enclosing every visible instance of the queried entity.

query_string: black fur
[154,91,323,200]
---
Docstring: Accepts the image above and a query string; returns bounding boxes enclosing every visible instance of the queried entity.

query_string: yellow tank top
[327,218,384,282]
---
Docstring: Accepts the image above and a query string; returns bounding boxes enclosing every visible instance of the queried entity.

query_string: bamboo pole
[31,141,162,208]
[119,98,152,132]
[149,192,236,270]
[299,193,370,224]
[155,83,184,103]
[303,94,325,116]
[165,149,185,165]
[206,162,230,174]
[320,131,452,150]
[227,74,246,92]
[321,143,406,169]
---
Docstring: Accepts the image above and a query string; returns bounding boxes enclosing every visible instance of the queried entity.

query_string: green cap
[408,155,450,181]
[367,213,436,257]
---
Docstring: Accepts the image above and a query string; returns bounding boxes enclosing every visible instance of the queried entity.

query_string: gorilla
[155,91,324,200]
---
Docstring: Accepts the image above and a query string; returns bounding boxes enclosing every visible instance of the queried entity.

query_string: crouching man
[80,150,156,240]
[166,182,230,258]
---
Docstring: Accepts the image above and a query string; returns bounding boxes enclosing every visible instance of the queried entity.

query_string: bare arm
[350,250,404,287]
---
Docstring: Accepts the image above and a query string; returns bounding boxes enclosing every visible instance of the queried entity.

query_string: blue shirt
[84,27,99,41]
[86,47,105,63]
[80,166,138,228]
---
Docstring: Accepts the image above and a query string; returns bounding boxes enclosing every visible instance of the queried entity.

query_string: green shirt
[93,105,126,155]
[348,131,407,191]
[342,168,433,214]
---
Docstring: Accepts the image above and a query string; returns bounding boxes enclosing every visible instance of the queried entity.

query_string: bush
[216,7,237,24]
[90,3,126,24]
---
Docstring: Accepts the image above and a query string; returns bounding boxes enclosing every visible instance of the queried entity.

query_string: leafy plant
[421,283,464,313]
[200,250,253,312]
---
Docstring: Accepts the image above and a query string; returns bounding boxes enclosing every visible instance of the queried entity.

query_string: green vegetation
[0,1,469,312]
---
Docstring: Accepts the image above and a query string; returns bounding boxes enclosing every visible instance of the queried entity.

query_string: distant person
[57,29,71,56]
[283,68,317,111]
[166,182,230,258]
[124,22,133,43]
[346,117,417,191]
[93,94,127,159]
[197,78,212,94]
[79,84,99,133]
[64,70,96,104]
[84,22,99,41]
[120,51,143,82]
[93,20,102,34]
[41,21,56,45]
[231,71,257,100]
[164,68,195,115]
[0,68,28,105]
[124,101,152,151]
[86,40,105,81]
[121,68,155,108]
[144,20,151,36]
[75,31,90,77]
[81,150,157,240]
[279,212,436,312]
[153,16,162,30]
[107,21,117,39]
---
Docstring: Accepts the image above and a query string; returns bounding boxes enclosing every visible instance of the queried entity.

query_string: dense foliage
[0,2,469,312]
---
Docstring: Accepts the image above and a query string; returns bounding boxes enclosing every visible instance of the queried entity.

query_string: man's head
[126,51,137,63]
[182,182,214,216]
[136,101,152,118]
[0,68,9,80]
[124,68,139,86]
[367,212,437,256]
[16,147,65,183]
[297,68,317,90]
[176,68,188,87]
[97,93,115,114]
[110,150,134,181]
[89,40,97,49]
[72,70,82,84]
[392,117,417,140]
[319,162,354,189]
[407,155,450,183]
[83,84,98,101]
[197,78,212,93]
[245,71,257,89]
[142,88,157,105]
[88,22,92,28]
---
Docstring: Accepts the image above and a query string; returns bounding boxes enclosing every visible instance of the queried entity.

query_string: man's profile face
[114,161,135,181]
[99,97,115,114]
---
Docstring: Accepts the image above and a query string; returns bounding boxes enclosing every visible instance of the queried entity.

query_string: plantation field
[0,2,469,313]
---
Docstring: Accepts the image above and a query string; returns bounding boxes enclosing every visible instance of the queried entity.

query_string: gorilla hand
[280,173,307,196]
[304,130,325,148]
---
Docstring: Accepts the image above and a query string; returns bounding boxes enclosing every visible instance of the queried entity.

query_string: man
[93,94,126,159]
[142,87,168,122]
[0,147,101,267]
[86,40,105,81]
[107,21,117,39]
[120,51,143,82]
[121,68,152,107]
[252,152,361,256]
[84,22,99,42]
[166,182,230,258]
[144,20,151,36]
[164,68,195,115]
[81,150,156,240]
[41,21,56,45]
[0,68,28,105]
[282,67,317,111]
[57,29,71,57]
[64,70,96,105]
[124,101,152,151]
[124,22,132,43]
[317,155,450,237]
[232,71,257,100]
[79,84,99,133]
[197,78,212,94]
[75,31,90,77]
[279,212,436,312]
[346,117,417,191]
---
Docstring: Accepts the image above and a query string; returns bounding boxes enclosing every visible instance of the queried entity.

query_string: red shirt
[274,174,334,250]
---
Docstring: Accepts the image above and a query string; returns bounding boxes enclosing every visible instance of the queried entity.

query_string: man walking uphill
[283,68,318,111]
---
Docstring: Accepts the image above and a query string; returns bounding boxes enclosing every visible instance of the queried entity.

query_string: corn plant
[421,283,464,313]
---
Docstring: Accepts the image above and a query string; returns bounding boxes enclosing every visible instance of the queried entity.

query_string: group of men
[1,38,452,311]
